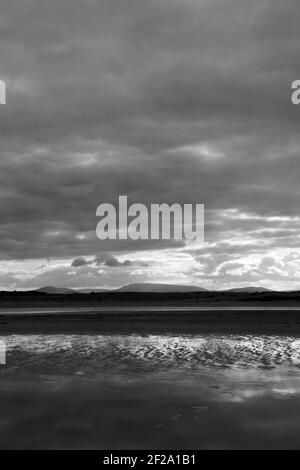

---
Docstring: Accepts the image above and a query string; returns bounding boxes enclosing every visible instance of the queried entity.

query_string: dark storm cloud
[103,255,133,268]
[71,256,92,267]
[0,0,299,288]
[71,254,150,270]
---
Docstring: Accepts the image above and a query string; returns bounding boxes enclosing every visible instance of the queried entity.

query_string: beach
[1,308,300,449]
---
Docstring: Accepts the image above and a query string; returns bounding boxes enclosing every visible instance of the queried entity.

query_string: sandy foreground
[1,330,300,449]
[1,306,300,449]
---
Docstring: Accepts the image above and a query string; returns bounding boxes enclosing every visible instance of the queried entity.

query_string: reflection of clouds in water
[224,389,266,403]
[220,383,300,404]
[3,335,300,408]
[272,388,300,396]
[204,366,300,404]
[1,334,300,433]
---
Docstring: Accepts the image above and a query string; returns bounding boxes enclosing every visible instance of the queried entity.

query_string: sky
[0,0,300,290]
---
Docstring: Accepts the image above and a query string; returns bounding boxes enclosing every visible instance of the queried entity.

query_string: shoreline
[1,307,300,335]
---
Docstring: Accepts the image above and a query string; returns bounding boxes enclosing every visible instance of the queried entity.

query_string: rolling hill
[116,283,207,293]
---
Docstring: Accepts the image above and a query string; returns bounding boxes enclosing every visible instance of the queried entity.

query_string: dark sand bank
[2,291,300,335]
[2,289,300,308]
[1,307,300,335]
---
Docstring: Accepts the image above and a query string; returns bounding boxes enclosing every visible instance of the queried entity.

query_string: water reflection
[1,333,300,449]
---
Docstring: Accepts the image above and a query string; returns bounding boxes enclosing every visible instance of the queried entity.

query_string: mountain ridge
[32,284,277,294]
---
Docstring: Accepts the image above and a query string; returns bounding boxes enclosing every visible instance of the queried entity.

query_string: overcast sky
[0,0,299,290]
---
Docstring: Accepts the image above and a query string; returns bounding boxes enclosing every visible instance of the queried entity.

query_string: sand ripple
[1,334,300,377]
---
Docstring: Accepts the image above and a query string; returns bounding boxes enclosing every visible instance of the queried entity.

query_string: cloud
[71,254,136,269]
[103,255,133,268]
[0,0,299,289]
[71,256,92,267]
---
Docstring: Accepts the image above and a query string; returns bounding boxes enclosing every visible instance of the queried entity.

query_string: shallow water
[2,305,300,316]
[1,333,300,449]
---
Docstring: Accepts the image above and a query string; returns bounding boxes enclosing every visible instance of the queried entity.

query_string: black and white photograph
[0,0,300,454]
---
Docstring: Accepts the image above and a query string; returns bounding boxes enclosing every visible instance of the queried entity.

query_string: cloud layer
[0,0,300,289]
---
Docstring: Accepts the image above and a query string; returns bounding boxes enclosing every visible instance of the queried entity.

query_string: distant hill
[31,284,206,294]
[35,286,76,294]
[225,286,271,293]
[116,283,207,293]
[77,288,109,293]
[32,284,272,295]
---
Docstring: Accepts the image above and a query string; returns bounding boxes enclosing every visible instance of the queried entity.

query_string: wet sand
[1,308,300,449]
[1,332,300,449]
[1,307,300,335]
